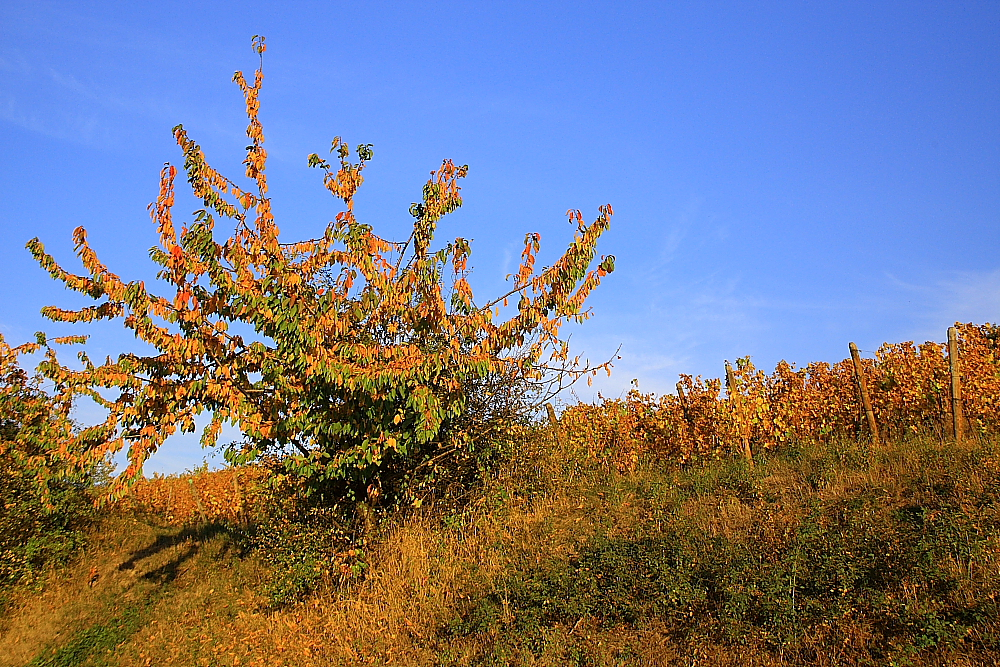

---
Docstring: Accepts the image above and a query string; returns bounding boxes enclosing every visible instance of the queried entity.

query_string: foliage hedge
[0,333,100,604]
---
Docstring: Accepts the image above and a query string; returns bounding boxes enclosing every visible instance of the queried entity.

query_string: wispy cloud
[888,268,1000,341]
[0,86,113,145]
[0,32,216,149]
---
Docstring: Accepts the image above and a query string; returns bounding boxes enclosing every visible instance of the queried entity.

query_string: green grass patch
[28,600,152,667]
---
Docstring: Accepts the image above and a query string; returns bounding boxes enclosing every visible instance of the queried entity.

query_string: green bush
[0,456,96,605]
[452,437,1000,663]
[0,333,103,607]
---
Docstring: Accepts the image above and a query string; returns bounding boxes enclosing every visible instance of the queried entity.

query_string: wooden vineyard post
[724,362,754,467]
[545,402,564,448]
[545,402,558,426]
[232,470,244,525]
[948,326,965,442]
[849,343,881,447]
[188,478,208,525]
[725,361,737,396]
[676,382,689,424]
[676,381,694,451]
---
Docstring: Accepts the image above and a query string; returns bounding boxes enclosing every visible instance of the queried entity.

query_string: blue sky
[2,1,998,473]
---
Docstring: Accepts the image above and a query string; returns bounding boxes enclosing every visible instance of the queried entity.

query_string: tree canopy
[26,36,615,501]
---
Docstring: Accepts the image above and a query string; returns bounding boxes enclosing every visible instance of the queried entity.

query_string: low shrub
[450,436,1000,665]
[0,464,95,600]
[0,333,103,607]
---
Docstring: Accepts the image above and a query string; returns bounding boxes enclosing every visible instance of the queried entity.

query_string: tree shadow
[116,523,230,581]
[140,543,199,585]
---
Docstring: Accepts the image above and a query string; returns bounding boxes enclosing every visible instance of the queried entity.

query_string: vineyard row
[559,322,1000,471]
[125,322,1000,524]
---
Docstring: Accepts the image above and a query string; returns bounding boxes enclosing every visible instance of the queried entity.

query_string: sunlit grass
[3,429,998,666]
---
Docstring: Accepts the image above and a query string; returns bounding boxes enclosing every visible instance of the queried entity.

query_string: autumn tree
[27,36,615,501]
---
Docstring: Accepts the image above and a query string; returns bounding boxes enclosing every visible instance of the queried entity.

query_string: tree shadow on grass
[116,523,236,585]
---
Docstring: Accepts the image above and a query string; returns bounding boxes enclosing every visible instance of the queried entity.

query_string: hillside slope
[2,432,998,666]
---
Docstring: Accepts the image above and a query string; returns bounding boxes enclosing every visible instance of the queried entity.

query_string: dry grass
[0,517,244,666]
[3,429,999,666]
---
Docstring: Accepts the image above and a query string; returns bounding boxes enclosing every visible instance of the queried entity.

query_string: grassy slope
[1,432,998,667]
